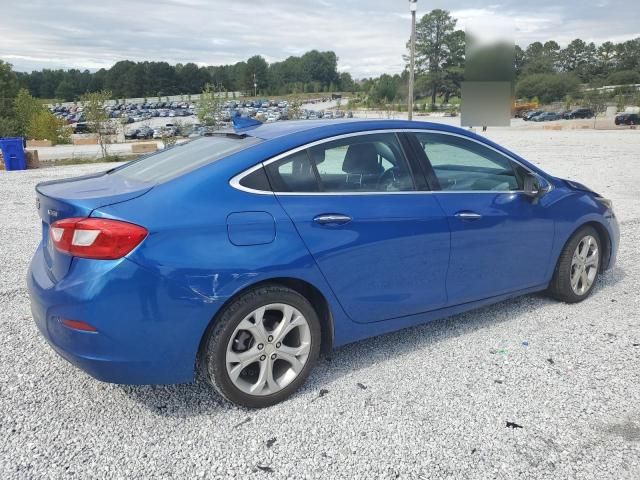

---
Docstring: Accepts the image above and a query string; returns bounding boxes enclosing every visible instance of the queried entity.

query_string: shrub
[27,110,70,145]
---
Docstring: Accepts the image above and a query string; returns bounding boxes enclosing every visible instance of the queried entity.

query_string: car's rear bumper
[27,243,223,384]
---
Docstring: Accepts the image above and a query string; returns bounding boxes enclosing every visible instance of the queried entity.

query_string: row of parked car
[50,101,197,125]
[521,107,639,125]
[522,108,595,122]
[124,123,206,140]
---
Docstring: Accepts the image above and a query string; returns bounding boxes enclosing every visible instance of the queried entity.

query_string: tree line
[361,9,640,107]
[14,50,355,101]
[3,9,640,109]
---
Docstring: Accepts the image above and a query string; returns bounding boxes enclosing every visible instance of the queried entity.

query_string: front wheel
[548,226,601,303]
[201,285,321,408]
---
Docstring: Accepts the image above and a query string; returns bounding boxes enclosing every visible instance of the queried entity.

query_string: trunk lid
[36,171,153,282]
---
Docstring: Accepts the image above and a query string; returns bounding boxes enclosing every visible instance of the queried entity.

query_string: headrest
[342,143,383,175]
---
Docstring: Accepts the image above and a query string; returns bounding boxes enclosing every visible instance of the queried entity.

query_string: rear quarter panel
[92,156,350,355]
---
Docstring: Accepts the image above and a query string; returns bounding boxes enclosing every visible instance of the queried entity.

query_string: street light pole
[408,0,417,121]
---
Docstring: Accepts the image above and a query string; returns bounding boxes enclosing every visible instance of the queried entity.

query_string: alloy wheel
[225,303,311,396]
[570,235,599,295]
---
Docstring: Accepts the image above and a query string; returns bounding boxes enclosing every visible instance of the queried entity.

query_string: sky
[1,0,639,78]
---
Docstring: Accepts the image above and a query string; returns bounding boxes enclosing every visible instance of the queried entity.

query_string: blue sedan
[28,120,619,407]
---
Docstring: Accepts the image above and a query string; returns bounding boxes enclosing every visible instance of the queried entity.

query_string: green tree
[0,60,20,118]
[197,84,224,129]
[27,110,69,144]
[413,9,464,107]
[246,55,269,94]
[81,90,112,159]
[13,88,43,137]
[55,79,76,101]
[516,73,580,103]
[560,39,597,81]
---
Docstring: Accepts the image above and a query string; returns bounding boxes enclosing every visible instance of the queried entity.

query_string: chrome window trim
[229,128,551,196]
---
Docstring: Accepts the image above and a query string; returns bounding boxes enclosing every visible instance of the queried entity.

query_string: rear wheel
[201,285,321,408]
[548,226,601,303]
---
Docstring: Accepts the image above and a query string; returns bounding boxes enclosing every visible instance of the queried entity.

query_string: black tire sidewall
[203,286,321,408]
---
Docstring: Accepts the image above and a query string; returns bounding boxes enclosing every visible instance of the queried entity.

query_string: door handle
[313,214,352,225]
[454,211,482,221]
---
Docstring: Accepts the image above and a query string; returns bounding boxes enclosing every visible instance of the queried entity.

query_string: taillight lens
[49,217,147,260]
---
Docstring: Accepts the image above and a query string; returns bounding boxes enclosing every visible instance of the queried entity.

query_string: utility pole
[408,0,418,121]
[253,73,257,97]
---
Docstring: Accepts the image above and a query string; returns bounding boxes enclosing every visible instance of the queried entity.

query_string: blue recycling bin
[0,137,26,171]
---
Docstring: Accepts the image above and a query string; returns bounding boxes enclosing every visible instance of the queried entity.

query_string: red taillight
[49,217,147,260]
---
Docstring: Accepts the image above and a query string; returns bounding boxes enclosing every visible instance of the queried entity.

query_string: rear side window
[239,167,271,191]
[112,135,261,183]
[264,132,415,193]
[265,151,320,192]
[309,133,414,192]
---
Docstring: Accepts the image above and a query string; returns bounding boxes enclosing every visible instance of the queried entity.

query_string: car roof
[234,119,470,140]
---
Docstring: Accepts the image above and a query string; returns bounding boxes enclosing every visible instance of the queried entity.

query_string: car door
[409,131,555,305]
[265,131,450,324]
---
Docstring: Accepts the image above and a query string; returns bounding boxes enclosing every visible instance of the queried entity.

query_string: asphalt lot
[1,127,639,479]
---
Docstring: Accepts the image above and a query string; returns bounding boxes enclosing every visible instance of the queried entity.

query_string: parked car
[523,110,544,121]
[531,112,562,122]
[568,108,594,119]
[124,128,139,140]
[28,120,619,408]
[72,122,91,134]
[136,126,154,139]
[614,113,639,125]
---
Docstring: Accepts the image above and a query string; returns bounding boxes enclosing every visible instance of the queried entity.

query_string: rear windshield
[111,135,261,183]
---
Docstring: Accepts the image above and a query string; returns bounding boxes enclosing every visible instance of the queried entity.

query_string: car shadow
[119,265,626,416]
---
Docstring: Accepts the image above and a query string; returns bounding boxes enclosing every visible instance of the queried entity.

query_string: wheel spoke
[249,358,279,394]
[579,243,588,260]
[570,266,582,288]
[273,306,304,343]
[279,343,310,358]
[585,250,599,267]
[238,308,268,344]
[277,352,305,374]
[580,269,590,290]
[250,360,269,394]
[226,346,261,366]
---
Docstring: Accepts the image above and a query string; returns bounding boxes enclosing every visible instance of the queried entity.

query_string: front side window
[265,133,415,193]
[415,132,523,192]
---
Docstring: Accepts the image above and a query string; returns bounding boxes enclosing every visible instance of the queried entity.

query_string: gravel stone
[1,128,639,479]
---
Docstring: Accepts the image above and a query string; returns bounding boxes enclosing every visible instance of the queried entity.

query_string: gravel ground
[1,128,639,479]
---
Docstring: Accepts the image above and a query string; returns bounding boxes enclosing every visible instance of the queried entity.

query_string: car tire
[548,226,602,303]
[200,284,321,408]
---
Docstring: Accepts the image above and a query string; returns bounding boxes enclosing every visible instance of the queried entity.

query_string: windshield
[111,135,261,183]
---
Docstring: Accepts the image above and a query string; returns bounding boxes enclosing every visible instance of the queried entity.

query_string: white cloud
[0,0,638,77]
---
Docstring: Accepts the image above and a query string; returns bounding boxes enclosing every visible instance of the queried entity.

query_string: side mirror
[523,173,539,197]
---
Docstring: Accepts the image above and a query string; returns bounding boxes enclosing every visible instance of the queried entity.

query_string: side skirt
[332,284,548,348]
